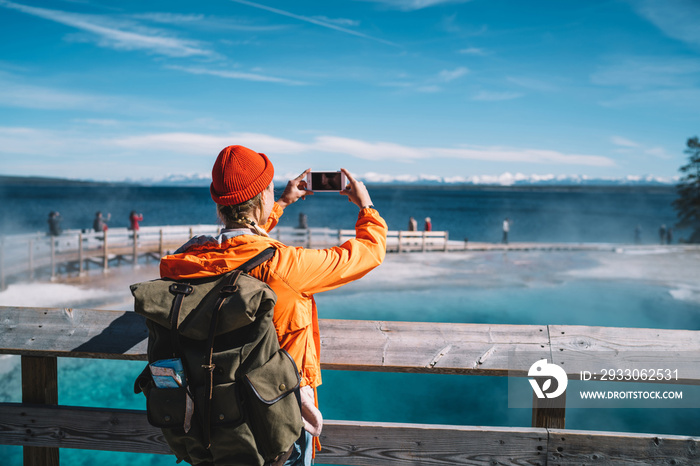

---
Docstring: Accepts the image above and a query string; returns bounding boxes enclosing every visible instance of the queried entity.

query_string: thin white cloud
[112,131,308,156]
[0,0,212,57]
[600,88,700,108]
[415,85,442,93]
[438,66,469,82]
[0,73,166,113]
[631,0,700,49]
[228,0,398,47]
[611,136,640,148]
[111,131,614,167]
[507,76,558,92]
[472,90,523,101]
[311,16,360,27]
[458,47,486,55]
[0,127,615,168]
[611,136,671,159]
[354,0,473,11]
[591,57,700,91]
[644,146,671,159]
[132,13,205,24]
[167,65,307,86]
[0,79,100,110]
[132,12,286,32]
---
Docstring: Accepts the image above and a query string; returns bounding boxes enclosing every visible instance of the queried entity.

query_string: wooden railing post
[532,391,566,429]
[28,239,34,281]
[422,231,427,252]
[398,231,403,253]
[444,231,449,252]
[132,230,138,268]
[158,229,164,257]
[78,232,84,276]
[102,230,108,273]
[50,237,56,281]
[21,355,59,466]
[0,237,5,290]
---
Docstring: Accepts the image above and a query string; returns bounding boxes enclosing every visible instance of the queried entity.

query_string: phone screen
[310,171,342,191]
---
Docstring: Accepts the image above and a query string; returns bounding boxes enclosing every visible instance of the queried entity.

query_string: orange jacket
[159,203,388,389]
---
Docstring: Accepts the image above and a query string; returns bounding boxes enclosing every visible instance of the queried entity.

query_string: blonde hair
[216,193,269,236]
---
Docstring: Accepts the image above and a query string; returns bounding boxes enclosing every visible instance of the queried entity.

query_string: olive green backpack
[131,248,303,466]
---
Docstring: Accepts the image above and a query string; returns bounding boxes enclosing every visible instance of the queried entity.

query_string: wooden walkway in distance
[2,225,699,288]
[0,306,698,465]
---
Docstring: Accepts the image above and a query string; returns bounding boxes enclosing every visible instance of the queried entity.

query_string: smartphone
[306,171,347,192]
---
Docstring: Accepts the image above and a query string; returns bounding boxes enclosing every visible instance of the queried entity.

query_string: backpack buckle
[169,283,193,296]
[220,285,239,296]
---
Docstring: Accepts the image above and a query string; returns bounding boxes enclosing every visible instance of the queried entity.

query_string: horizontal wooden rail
[1,307,699,382]
[1,404,698,465]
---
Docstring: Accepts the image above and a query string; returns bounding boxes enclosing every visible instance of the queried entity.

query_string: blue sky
[0,0,698,183]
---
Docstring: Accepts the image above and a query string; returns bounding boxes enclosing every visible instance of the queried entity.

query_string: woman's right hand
[340,169,373,209]
[277,169,313,209]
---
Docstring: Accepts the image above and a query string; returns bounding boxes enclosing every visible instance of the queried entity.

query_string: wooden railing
[0,226,451,287]
[0,306,698,465]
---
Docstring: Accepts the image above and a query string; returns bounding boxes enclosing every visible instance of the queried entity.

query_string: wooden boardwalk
[2,225,698,288]
[0,306,698,465]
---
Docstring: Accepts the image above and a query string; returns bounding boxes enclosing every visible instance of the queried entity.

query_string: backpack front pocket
[243,349,303,461]
[147,386,191,429]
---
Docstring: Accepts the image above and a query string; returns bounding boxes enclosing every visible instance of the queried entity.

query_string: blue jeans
[284,429,313,466]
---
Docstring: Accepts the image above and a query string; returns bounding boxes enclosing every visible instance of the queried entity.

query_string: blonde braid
[216,193,269,237]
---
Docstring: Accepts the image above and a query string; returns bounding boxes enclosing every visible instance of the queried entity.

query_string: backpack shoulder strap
[238,246,276,274]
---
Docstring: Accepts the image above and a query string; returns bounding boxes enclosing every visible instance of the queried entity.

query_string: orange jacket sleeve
[271,207,387,295]
[262,202,284,233]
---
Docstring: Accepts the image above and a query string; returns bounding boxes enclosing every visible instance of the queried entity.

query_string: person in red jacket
[160,145,388,465]
[129,211,143,231]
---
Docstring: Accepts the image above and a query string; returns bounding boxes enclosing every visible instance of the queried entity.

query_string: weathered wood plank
[2,404,699,465]
[550,325,700,385]
[0,403,549,464]
[3,308,700,384]
[0,403,171,454]
[547,428,700,465]
[0,307,149,360]
[320,319,549,376]
[0,308,550,376]
[317,420,548,466]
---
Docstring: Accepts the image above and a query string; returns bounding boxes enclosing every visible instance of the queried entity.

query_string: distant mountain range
[140,172,679,187]
[1,172,679,188]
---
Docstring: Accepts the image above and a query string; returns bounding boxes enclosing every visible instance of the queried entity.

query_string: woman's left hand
[277,169,313,208]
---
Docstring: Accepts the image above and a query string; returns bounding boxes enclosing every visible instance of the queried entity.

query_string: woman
[129,210,143,231]
[159,145,388,465]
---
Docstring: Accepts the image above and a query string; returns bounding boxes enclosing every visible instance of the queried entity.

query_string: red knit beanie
[210,145,274,205]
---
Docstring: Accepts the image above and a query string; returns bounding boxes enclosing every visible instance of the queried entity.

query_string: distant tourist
[47,211,62,236]
[93,211,110,232]
[659,224,666,244]
[502,217,510,244]
[408,216,417,231]
[424,217,432,232]
[666,228,673,245]
[634,224,642,244]
[129,211,143,231]
[298,212,308,229]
